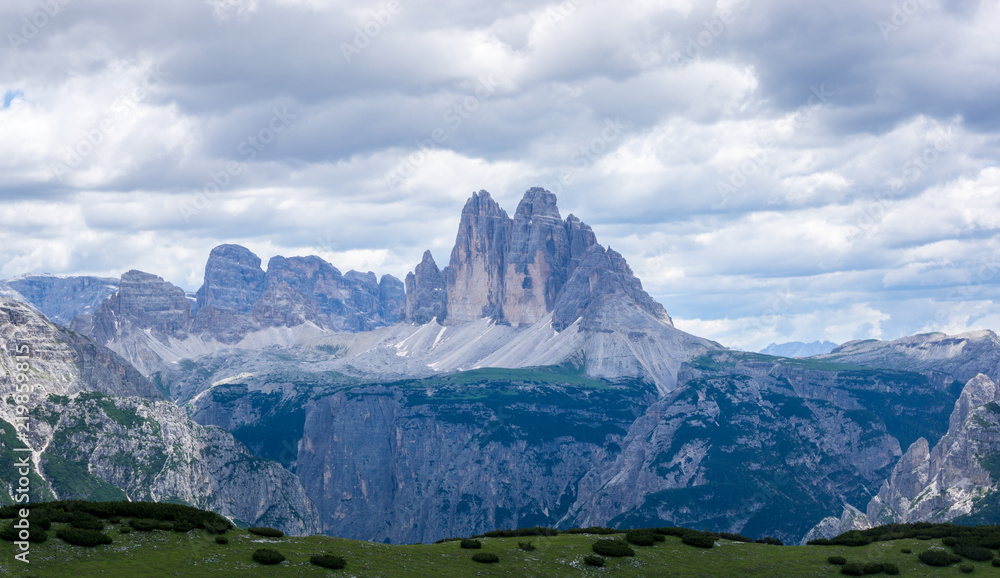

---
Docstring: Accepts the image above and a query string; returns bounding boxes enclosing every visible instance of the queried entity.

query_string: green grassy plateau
[3,525,997,577]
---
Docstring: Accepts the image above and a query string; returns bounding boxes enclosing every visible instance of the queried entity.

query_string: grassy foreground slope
[2,526,994,577]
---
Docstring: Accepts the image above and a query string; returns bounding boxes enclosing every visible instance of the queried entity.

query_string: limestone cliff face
[195,244,266,314]
[445,191,511,323]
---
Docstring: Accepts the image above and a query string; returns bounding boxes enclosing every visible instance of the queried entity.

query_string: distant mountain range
[759,341,838,358]
[4,188,1000,544]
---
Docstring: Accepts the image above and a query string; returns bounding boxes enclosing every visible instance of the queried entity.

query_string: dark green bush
[471,552,499,563]
[215,536,228,544]
[118,525,132,534]
[69,512,104,531]
[625,529,657,546]
[583,554,605,567]
[681,531,716,549]
[460,538,482,549]
[960,563,974,573]
[592,539,635,557]
[56,528,112,547]
[129,518,160,532]
[310,554,346,569]
[719,532,754,543]
[252,548,285,565]
[953,540,994,561]
[919,549,962,566]
[172,520,196,533]
[994,558,1000,567]
[755,536,783,546]
[0,500,231,533]
[477,526,557,538]
[828,555,847,565]
[248,526,284,538]
[840,562,894,576]
[943,536,958,547]
[900,548,911,553]
[31,512,51,531]
[517,541,535,551]
[916,535,932,540]
[0,521,47,543]
[564,526,621,535]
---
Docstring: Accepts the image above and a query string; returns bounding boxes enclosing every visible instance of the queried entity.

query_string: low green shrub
[592,539,635,557]
[681,531,716,549]
[564,526,621,535]
[900,548,911,553]
[477,527,557,538]
[69,512,104,531]
[310,554,346,569]
[960,563,974,573]
[840,562,896,576]
[994,558,1000,567]
[56,528,112,547]
[953,540,994,561]
[129,519,160,532]
[827,555,847,565]
[118,525,132,534]
[919,549,962,566]
[471,552,499,563]
[517,541,535,551]
[718,532,754,543]
[460,538,482,549]
[248,526,284,538]
[172,520,196,533]
[583,554,605,567]
[0,521,47,543]
[755,536,783,545]
[942,536,958,547]
[252,548,285,565]
[215,536,228,544]
[625,529,657,546]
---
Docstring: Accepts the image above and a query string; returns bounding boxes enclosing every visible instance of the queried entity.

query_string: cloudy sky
[1,0,998,351]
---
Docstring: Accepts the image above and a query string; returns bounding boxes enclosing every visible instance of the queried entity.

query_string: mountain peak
[407,187,667,331]
[514,187,561,222]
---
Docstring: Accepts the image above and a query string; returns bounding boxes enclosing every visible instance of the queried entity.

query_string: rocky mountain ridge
[0,297,319,534]
[804,371,1000,542]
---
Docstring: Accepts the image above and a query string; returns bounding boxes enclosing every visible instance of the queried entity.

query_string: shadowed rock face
[91,270,192,343]
[0,275,119,325]
[405,251,447,324]
[195,244,266,314]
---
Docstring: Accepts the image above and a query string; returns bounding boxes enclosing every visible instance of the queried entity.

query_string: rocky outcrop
[406,187,666,334]
[445,191,511,323]
[553,244,672,331]
[67,246,406,370]
[803,372,1000,541]
[404,251,447,324]
[255,256,403,332]
[819,330,1000,385]
[0,297,319,536]
[194,244,266,314]
[0,274,119,325]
